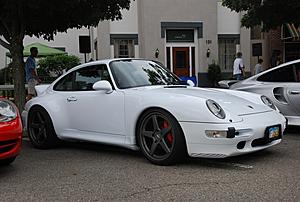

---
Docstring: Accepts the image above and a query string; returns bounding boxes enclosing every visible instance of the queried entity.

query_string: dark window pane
[192,47,195,70]
[54,65,111,91]
[166,47,171,70]
[53,72,74,91]
[175,51,186,68]
[166,29,194,43]
[257,65,296,82]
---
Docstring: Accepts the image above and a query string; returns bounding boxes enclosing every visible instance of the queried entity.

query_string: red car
[0,98,22,165]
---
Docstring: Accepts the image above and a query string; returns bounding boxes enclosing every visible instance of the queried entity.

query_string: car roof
[68,58,153,72]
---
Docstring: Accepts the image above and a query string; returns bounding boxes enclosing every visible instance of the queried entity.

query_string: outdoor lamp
[155,48,159,58]
[206,48,210,58]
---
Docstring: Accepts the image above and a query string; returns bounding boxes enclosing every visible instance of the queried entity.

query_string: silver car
[230,59,300,126]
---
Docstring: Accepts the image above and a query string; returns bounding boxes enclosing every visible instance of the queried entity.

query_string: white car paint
[231,59,300,126]
[22,59,287,158]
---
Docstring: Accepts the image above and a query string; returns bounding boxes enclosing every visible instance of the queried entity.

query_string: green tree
[0,0,131,110]
[222,0,300,30]
[38,55,80,76]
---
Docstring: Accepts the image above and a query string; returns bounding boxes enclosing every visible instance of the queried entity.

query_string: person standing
[233,52,245,80]
[255,59,264,75]
[25,47,40,101]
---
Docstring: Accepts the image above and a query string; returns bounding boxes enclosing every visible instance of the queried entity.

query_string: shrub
[208,63,221,87]
[38,55,80,77]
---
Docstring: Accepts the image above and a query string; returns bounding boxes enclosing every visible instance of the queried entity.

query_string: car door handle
[67,96,77,102]
[290,91,300,95]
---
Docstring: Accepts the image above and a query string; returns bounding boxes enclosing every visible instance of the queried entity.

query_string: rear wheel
[0,157,16,166]
[137,109,187,165]
[28,106,60,149]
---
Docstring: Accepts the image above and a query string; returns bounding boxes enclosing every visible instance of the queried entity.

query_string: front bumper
[0,117,22,160]
[180,111,286,158]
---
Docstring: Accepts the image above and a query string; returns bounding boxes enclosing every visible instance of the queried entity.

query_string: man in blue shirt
[25,47,40,101]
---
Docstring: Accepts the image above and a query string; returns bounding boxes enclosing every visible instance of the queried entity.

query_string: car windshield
[110,60,181,89]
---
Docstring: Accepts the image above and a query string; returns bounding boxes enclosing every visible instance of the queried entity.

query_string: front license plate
[268,126,280,139]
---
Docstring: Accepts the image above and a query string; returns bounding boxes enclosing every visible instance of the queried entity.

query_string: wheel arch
[27,104,58,135]
[134,107,187,149]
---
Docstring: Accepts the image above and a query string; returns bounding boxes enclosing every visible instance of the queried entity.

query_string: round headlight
[261,96,276,110]
[206,99,226,119]
[0,100,17,122]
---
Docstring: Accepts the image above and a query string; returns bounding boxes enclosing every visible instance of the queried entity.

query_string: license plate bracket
[265,125,282,141]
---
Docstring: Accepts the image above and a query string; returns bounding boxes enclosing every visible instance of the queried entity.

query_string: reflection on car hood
[129,86,272,115]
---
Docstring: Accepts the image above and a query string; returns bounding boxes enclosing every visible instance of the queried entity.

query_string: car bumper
[0,117,22,160]
[180,111,286,158]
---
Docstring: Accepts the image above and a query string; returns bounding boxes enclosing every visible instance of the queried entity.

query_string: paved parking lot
[1,128,299,202]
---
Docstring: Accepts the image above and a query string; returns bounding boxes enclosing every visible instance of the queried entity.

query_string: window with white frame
[113,39,135,58]
[218,35,240,71]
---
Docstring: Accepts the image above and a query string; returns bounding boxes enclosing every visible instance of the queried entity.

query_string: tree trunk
[10,38,25,111]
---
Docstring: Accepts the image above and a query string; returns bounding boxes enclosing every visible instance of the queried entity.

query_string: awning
[285,23,300,41]
[6,42,66,58]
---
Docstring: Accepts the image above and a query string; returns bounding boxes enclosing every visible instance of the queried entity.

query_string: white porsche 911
[22,59,286,165]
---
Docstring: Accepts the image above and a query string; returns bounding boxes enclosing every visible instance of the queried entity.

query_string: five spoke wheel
[28,106,59,149]
[138,109,186,165]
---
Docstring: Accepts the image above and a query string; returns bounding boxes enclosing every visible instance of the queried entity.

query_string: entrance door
[172,47,190,77]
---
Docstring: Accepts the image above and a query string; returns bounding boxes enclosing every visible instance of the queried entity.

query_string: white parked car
[231,59,300,126]
[22,59,286,165]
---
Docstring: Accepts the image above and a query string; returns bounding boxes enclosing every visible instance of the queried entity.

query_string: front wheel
[28,106,60,149]
[137,109,187,166]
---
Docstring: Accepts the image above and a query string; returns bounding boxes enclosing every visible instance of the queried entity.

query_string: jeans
[233,74,243,80]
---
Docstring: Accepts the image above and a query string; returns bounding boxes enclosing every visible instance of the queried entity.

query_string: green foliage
[208,63,221,87]
[38,55,80,76]
[0,0,131,41]
[222,0,300,30]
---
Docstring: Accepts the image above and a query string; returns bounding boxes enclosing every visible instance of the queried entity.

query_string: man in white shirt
[233,52,245,80]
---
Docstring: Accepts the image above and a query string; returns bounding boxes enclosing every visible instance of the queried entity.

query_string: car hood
[128,86,271,116]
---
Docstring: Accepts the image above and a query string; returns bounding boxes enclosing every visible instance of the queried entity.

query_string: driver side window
[53,64,112,91]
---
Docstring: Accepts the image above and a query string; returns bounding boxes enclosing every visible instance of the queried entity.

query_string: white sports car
[22,59,286,165]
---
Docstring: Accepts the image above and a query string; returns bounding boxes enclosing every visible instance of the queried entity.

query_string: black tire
[137,109,187,166]
[0,156,16,166]
[27,106,60,149]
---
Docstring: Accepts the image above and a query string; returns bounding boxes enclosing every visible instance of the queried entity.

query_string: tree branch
[0,19,12,36]
[0,37,11,50]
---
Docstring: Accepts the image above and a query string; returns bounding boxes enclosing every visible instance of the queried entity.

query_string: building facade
[0,28,91,69]
[95,0,252,86]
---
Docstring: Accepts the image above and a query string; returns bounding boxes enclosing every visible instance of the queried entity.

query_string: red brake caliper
[163,121,173,144]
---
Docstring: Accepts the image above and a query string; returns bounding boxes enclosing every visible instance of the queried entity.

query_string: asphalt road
[1,128,299,202]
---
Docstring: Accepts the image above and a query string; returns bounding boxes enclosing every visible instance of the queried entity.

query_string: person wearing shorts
[25,47,40,101]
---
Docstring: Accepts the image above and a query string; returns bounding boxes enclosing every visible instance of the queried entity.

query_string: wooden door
[172,47,189,77]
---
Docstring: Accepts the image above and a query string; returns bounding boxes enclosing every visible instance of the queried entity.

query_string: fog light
[205,130,228,138]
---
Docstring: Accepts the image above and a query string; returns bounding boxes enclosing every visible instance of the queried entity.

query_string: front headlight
[206,99,226,119]
[261,96,276,110]
[0,100,17,122]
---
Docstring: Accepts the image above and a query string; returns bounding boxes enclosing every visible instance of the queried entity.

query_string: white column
[110,45,114,58]
[134,45,139,58]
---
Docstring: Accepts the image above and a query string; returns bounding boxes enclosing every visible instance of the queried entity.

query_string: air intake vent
[273,87,288,104]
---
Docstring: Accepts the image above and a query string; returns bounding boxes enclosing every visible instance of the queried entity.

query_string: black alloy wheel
[137,109,186,165]
[28,107,59,149]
